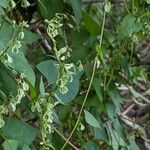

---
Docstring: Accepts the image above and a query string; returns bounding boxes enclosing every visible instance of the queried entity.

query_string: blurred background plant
[0,0,149,149]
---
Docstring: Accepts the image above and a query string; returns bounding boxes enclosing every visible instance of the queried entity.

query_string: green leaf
[84,110,101,129]
[93,118,108,142]
[0,21,39,52]
[37,59,58,84]
[107,85,122,111]
[83,12,100,36]
[0,0,8,8]
[0,0,8,16]
[96,45,103,59]
[111,132,119,150]
[69,28,90,62]
[146,0,150,4]
[37,0,65,20]
[129,86,148,102]
[105,101,116,119]
[0,7,4,16]
[52,110,60,124]
[55,71,81,104]
[82,140,99,150]
[0,89,7,101]
[0,68,17,95]
[106,125,120,150]
[1,117,38,146]
[39,76,45,95]
[113,118,126,138]
[37,60,81,104]
[0,21,39,86]
[21,144,31,150]
[117,14,142,40]
[2,139,19,150]
[129,139,140,150]
[93,77,103,101]
[9,51,36,86]
[70,0,82,25]
[94,127,108,143]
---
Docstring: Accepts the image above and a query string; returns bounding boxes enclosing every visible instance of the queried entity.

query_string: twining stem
[61,10,107,150]
[99,12,106,46]
[101,12,107,92]
[124,0,130,14]
[131,0,135,13]
[51,125,79,150]
[130,40,134,63]
[61,58,97,150]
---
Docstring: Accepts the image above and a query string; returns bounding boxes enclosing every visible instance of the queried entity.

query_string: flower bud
[10,0,16,8]
[21,0,30,7]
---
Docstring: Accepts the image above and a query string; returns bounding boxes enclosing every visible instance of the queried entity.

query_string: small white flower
[0,118,5,128]
[105,2,111,13]
[9,102,16,112]
[19,31,24,39]
[12,20,16,28]
[60,56,65,61]
[22,81,29,91]
[60,85,68,94]
[95,57,100,68]
[11,40,22,54]
[78,60,83,71]
[65,63,74,70]
[7,54,13,64]
[21,0,30,7]
[10,0,16,8]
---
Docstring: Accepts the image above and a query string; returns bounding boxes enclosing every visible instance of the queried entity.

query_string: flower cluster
[56,63,75,94]
[9,0,16,8]
[31,94,54,148]
[40,102,53,148]
[9,0,30,9]
[9,73,29,111]
[21,0,30,8]
[45,14,67,38]
[45,14,84,95]
[9,21,28,54]
[0,105,8,128]
[0,51,13,65]
[56,47,71,61]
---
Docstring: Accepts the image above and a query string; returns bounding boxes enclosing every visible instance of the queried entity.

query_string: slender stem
[124,0,130,14]
[51,125,79,150]
[101,12,107,92]
[130,40,134,63]
[103,72,107,91]
[61,60,97,150]
[105,66,114,89]
[61,10,107,150]
[131,0,135,13]
[100,12,106,46]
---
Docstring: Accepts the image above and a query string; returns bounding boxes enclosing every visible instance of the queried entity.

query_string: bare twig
[122,103,135,115]
[119,114,150,149]
[142,89,150,96]
[133,97,148,107]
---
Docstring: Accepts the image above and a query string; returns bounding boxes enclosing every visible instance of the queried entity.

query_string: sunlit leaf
[84,110,101,129]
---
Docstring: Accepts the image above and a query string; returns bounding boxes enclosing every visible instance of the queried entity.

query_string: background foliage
[0,0,150,149]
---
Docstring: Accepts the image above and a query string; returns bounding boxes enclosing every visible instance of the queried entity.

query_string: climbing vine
[0,0,150,149]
